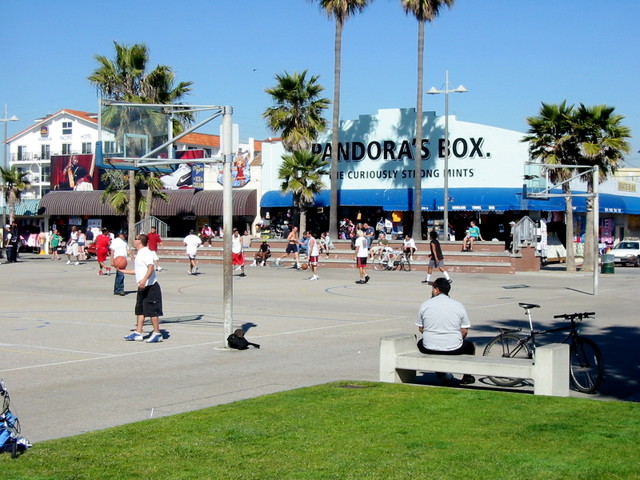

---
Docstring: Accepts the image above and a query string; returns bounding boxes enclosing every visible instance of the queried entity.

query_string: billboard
[51,154,100,191]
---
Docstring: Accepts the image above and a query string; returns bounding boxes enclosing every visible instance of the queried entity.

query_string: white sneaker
[194,266,198,274]
[66,260,71,265]
[156,266,163,272]
[159,163,192,190]
[309,275,318,281]
[74,261,79,265]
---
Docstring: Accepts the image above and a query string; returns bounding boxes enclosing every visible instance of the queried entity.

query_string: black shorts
[285,243,298,254]
[135,282,163,318]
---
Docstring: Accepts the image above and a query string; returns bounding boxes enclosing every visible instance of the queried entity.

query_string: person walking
[65,226,80,265]
[415,277,475,385]
[110,231,131,295]
[95,228,112,275]
[231,228,246,277]
[354,230,370,284]
[423,230,451,284]
[49,229,63,261]
[184,229,202,275]
[305,231,319,281]
[120,233,164,343]
[146,226,163,271]
[275,226,301,269]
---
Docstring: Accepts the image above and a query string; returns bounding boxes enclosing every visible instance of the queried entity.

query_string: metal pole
[443,71,450,240]
[593,166,599,296]
[222,106,234,345]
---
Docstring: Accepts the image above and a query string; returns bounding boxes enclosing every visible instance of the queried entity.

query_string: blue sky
[2,0,639,165]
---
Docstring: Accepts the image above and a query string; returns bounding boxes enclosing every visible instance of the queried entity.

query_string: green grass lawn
[2,382,639,479]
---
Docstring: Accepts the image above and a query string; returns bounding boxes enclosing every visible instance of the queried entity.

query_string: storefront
[260,107,640,243]
[38,189,257,237]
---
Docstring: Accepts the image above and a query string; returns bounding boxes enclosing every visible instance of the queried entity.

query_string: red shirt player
[95,228,112,275]
[147,226,163,271]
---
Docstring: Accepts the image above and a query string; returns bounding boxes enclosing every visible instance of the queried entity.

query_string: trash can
[601,254,615,274]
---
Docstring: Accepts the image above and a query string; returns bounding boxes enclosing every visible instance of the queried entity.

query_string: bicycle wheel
[380,254,392,271]
[569,337,604,394]
[373,255,384,270]
[483,333,532,387]
[402,257,411,271]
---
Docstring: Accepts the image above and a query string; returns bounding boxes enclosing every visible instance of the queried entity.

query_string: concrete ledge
[379,334,569,396]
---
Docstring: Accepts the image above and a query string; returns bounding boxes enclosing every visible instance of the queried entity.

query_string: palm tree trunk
[144,173,154,219]
[128,170,136,246]
[565,195,576,272]
[328,19,343,240]
[412,21,425,240]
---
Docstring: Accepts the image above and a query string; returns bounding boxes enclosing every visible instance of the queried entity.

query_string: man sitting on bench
[416,277,476,385]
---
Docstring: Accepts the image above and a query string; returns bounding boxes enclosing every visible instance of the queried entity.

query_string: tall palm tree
[278,150,329,233]
[401,0,454,241]
[314,0,371,238]
[523,101,578,271]
[263,70,330,153]
[0,166,31,224]
[89,41,192,241]
[569,104,631,271]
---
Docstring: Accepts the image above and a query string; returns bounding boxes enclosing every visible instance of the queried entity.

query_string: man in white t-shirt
[120,234,163,343]
[184,229,202,275]
[416,277,476,385]
[354,230,370,284]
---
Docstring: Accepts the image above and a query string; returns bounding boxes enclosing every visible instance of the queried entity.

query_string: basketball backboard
[96,101,229,173]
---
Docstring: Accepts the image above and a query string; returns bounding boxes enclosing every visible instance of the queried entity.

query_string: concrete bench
[379,334,569,397]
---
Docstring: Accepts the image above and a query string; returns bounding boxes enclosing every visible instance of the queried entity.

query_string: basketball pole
[222,106,234,345]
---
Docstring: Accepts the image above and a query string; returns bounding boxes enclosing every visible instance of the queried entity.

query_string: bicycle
[375,249,411,271]
[483,303,604,394]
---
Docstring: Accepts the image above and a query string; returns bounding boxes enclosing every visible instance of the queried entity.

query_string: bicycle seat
[518,302,540,310]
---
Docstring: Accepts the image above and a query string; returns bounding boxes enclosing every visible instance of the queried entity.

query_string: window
[104,141,116,154]
[17,146,26,161]
[81,142,92,154]
[42,166,51,183]
[41,144,51,160]
[62,121,72,135]
[62,144,72,154]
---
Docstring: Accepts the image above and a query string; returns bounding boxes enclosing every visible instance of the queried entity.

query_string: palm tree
[278,150,329,233]
[0,166,31,224]
[100,169,168,222]
[89,41,192,241]
[314,0,371,239]
[523,101,578,271]
[569,104,631,271]
[401,0,454,241]
[263,70,330,153]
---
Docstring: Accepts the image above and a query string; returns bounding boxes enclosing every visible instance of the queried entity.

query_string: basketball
[301,263,309,270]
[113,257,127,269]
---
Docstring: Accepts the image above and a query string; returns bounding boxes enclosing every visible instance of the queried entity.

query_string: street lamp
[427,71,467,240]
[1,109,19,229]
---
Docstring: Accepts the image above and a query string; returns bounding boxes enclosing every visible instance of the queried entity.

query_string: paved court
[1,253,638,442]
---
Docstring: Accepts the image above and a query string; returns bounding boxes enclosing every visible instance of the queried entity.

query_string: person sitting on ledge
[462,220,483,252]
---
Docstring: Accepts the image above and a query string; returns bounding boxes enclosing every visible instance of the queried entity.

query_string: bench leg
[533,344,569,396]
[379,335,418,383]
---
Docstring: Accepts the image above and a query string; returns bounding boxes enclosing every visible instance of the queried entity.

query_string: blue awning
[260,187,640,214]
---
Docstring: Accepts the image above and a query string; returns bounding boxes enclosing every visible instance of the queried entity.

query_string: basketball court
[1,254,638,442]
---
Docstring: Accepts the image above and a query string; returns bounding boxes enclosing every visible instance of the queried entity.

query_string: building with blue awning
[260,107,640,242]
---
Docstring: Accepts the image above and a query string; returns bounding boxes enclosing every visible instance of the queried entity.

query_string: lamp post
[1,108,20,230]
[427,71,466,240]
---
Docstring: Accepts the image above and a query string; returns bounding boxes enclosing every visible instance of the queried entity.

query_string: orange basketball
[301,263,309,270]
[113,257,128,269]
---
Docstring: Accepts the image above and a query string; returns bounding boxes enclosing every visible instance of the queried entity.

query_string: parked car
[610,240,640,267]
